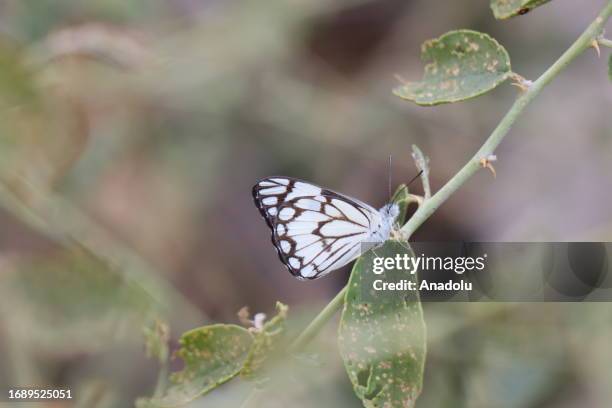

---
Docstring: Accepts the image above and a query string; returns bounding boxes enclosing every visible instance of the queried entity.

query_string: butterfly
[253,177,400,280]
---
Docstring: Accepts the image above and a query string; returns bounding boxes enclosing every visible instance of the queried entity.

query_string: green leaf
[490,0,553,20]
[241,302,288,380]
[146,325,254,407]
[390,184,410,225]
[339,240,426,408]
[393,30,512,106]
[141,303,289,407]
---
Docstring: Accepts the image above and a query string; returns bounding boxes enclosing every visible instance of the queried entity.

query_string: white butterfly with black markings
[253,177,400,280]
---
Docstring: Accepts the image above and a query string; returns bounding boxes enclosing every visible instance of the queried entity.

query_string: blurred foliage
[144,319,170,365]
[0,38,91,196]
[0,41,38,108]
[0,247,155,354]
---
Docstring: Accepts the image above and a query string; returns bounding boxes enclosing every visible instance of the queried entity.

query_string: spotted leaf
[393,30,512,106]
[141,325,254,407]
[339,240,426,408]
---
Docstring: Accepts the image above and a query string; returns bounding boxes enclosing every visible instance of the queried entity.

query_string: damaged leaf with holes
[490,0,553,20]
[141,325,254,407]
[138,303,289,407]
[339,241,426,408]
[393,30,512,106]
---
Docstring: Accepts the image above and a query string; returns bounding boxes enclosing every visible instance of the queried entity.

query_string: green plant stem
[153,358,169,398]
[400,0,612,239]
[599,37,612,48]
[288,285,348,352]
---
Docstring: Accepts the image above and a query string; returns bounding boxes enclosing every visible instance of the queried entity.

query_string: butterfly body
[253,177,399,280]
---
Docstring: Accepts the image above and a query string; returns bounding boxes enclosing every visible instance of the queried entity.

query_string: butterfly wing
[253,177,382,279]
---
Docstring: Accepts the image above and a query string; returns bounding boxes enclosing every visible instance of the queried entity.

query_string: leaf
[241,302,289,380]
[390,185,410,225]
[393,30,512,106]
[141,303,289,407]
[339,240,426,408]
[490,0,553,20]
[145,325,254,407]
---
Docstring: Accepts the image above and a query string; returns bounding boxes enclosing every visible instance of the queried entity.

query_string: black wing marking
[253,177,380,279]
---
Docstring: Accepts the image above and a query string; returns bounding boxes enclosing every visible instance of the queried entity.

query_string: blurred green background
[0,0,611,407]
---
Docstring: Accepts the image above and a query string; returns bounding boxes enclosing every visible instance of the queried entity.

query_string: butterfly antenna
[388,154,392,201]
[407,170,424,188]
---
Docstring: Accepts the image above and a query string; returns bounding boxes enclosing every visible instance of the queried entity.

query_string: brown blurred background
[0,0,611,407]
